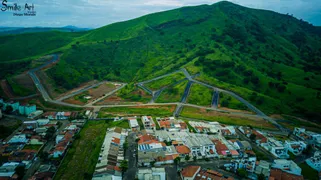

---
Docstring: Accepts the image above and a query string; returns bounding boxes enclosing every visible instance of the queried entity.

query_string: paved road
[56,81,119,102]
[138,69,182,85]
[180,81,193,103]
[28,54,59,102]
[26,58,285,131]
[123,132,138,180]
[137,84,153,95]
[211,89,220,109]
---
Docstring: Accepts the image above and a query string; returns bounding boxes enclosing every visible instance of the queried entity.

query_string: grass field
[144,72,186,91]
[98,105,176,118]
[156,80,188,103]
[187,83,213,106]
[299,163,319,180]
[219,92,249,111]
[180,106,277,130]
[6,77,34,97]
[95,84,152,105]
[54,121,108,180]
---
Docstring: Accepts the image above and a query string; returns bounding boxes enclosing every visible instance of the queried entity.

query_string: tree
[193,156,197,162]
[250,133,256,141]
[45,126,56,140]
[237,168,248,178]
[120,160,128,172]
[15,165,25,179]
[174,157,181,165]
[185,155,190,161]
[135,138,140,142]
[4,105,13,114]
[39,151,49,162]
[303,144,313,155]
[258,173,265,180]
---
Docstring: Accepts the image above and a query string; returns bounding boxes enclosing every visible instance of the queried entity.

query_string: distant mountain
[0,1,321,120]
[0,26,92,35]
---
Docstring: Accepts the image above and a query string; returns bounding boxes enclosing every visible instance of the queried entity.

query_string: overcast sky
[0,0,320,28]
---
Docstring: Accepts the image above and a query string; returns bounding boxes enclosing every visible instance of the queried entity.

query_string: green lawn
[54,121,108,180]
[156,80,188,103]
[98,105,176,118]
[23,144,42,151]
[187,83,213,106]
[299,163,319,180]
[74,91,89,103]
[277,115,321,133]
[145,72,186,91]
[117,84,152,103]
[137,118,145,130]
[180,106,277,130]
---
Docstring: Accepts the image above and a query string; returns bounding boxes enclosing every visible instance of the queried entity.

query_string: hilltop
[0,1,321,120]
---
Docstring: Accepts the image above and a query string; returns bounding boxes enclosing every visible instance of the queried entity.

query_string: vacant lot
[299,163,318,180]
[8,74,37,97]
[145,72,186,91]
[181,106,277,130]
[54,121,108,180]
[95,85,151,105]
[63,83,118,105]
[187,83,212,106]
[275,115,321,133]
[98,105,176,118]
[156,80,188,103]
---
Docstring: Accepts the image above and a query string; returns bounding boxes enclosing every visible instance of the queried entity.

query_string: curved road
[28,58,284,131]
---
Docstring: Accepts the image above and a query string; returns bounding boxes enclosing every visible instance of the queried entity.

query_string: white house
[185,135,216,158]
[306,151,321,171]
[255,160,271,177]
[271,159,302,176]
[261,137,289,159]
[285,141,307,155]
[226,157,257,173]
[141,116,156,130]
[137,168,166,180]
[8,134,28,144]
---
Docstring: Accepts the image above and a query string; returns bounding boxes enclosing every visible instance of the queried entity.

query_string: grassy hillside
[1,1,321,120]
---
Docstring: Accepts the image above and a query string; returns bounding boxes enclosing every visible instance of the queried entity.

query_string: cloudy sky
[0,0,320,28]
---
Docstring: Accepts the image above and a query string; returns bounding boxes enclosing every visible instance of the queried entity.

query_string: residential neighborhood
[1,98,321,180]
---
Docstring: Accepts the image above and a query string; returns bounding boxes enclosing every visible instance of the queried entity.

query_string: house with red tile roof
[269,168,303,180]
[176,145,191,157]
[180,166,201,180]
[195,169,234,180]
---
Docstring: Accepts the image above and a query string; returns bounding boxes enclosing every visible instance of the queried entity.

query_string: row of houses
[0,120,56,179]
[238,126,307,159]
[42,111,79,120]
[92,127,128,179]
[188,121,236,136]
[155,117,188,132]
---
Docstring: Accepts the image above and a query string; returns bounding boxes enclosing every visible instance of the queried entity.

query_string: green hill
[1,1,321,120]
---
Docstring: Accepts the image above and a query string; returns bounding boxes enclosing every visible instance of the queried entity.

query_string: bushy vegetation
[187,84,212,106]
[219,93,249,111]
[156,80,188,103]
[145,72,186,90]
[117,83,152,103]
[98,105,175,117]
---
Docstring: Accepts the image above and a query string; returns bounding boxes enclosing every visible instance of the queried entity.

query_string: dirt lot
[0,80,15,99]
[95,88,151,105]
[63,82,118,105]
[219,107,255,115]
[12,74,37,93]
